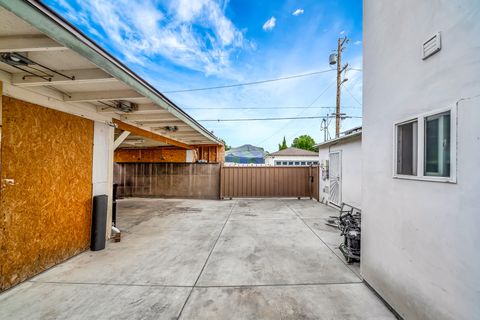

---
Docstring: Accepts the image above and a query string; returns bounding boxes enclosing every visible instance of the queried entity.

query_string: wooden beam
[113,119,192,149]
[65,89,144,102]
[114,130,130,150]
[0,35,65,52]
[12,68,116,87]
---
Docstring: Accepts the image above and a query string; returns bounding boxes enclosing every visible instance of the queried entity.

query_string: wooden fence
[114,163,221,199]
[220,166,320,199]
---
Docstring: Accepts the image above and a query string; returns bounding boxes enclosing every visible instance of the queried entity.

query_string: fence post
[219,164,224,200]
[309,165,313,200]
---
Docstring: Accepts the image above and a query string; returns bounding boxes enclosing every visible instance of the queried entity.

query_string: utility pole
[333,37,348,138]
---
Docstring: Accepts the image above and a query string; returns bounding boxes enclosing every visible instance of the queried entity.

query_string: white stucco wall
[265,155,319,166]
[92,121,114,238]
[318,136,361,208]
[363,2,480,319]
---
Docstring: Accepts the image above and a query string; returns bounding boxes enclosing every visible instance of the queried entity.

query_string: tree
[220,139,231,151]
[278,136,288,150]
[291,135,317,152]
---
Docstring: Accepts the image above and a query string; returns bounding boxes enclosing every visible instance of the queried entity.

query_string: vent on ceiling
[422,32,441,60]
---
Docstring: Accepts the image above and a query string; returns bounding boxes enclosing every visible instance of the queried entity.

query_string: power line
[164,69,336,93]
[198,115,362,122]
[258,81,337,144]
[183,105,360,110]
[342,83,362,106]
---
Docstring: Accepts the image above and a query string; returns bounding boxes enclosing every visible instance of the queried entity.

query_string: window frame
[395,118,418,176]
[392,106,456,183]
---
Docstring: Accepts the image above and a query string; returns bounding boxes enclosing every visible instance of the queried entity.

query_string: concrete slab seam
[281,200,363,281]
[194,281,364,288]
[176,200,237,320]
[27,280,193,288]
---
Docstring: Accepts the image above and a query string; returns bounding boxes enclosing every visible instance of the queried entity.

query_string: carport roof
[0,0,222,148]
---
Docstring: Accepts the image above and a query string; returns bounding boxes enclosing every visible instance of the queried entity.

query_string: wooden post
[219,164,224,200]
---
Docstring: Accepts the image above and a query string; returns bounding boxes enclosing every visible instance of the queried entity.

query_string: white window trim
[392,105,457,183]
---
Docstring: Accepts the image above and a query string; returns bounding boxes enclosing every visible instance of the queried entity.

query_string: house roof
[225,144,266,164]
[267,147,318,157]
[0,0,222,148]
[316,126,362,148]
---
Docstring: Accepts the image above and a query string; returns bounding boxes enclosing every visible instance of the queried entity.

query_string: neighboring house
[363,2,480,320]
[264,147,319,166]
[317,127,361,208]
[225,144,266,164]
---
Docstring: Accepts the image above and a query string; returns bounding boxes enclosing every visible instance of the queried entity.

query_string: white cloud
[354,40,362,45]
[340,30,346,35]
[292,8,304,16]
[60,0,246,77]
[262,17,276,31]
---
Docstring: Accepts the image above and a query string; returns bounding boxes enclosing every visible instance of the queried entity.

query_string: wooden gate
[220,166,319,199]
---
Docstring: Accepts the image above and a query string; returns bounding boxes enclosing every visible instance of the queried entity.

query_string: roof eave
[316,131,362,148]
[0,0,222,145]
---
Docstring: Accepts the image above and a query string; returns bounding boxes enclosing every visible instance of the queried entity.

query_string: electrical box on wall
[422,32,441,60]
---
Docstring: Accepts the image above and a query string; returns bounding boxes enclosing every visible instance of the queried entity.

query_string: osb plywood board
[0,96,94,291]
[114,148,186,163]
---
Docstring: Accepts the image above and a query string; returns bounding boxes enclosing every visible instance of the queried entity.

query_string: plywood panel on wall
[0,96,94,291]
[114,148,186,163]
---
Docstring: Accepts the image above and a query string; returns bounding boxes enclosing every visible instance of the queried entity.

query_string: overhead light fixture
[1,52,32,66]
[0,52,74,81]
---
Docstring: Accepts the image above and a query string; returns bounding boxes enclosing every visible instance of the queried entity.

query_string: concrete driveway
[0,198,395,319]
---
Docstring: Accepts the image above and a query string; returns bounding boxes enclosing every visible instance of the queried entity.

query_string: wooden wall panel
[0,96,93,291]
[114,145,224,164]
[114,148,186,163]
[193,145,223,163]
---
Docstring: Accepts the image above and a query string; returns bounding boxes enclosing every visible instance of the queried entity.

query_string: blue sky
[44,0,363,152]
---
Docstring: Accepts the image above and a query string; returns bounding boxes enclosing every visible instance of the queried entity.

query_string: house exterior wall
[264,155,319,166]
[363,2,480,319]
[318,136,361,208]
